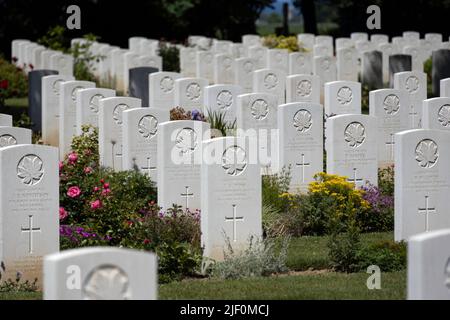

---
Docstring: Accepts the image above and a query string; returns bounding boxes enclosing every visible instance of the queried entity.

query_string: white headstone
[76,88,116,134]
[204,84,242,123]
[297,33,315,50]
[286,74,320,104]
[234,57,256,93]
[335,37,354,51]
[0,114,13,126]
[313,56,337,94]
[201,137,262,261]
[139,55,162,71]
[0,145,59,286]
[326,114,378,187]
[394,129,450,241]
[174,77,209,112]
[378,43,400,83]
[248,46,268,70]
[371,34,389,46]
[59,81,96,158]
[369,89,410,167]
[253,68,286,105]
[440,78,450,97]
[0,127,32,148]
[394,71,427,128]
[237,93,278,172]
[149,71,182,109]
[157,120,210,211]
[98,97,141,171]
[278,102,323,192]
[337,47,358,81]
[288,51,313,75]
[407,229,450,300]
[324,81,361,117]
[44,247,157,300]
[351,32,368,43]
[422,97,450,130]
[403,46,423,71]
[122,107,169,182]
[267,49,289,74]
[49,53,74,76]
[196,50,215,83]
[180,47,197,78]
[213,53,234,84]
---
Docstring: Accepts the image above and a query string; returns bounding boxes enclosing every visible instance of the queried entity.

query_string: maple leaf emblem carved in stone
[337,86,353,105]
[383,94,400,115]
[415,139,439,168]
[160,76,174,93]
[83,266,131,300]
[293,109,312,133]
[251,99,269,120]
[297,80,312,97]
[89,94,104,114]
[438,104,450,127]
[17,154,44,186]
[186,83,201,101]
[175,128,198,155]
[138,115,158,140]
[216,90,233,110]
[113,104,129,125]
[344,122,366,148]
[405,76,419,94]
[264,73,278,90]
[0,134,17,147]
[222,146,247,176]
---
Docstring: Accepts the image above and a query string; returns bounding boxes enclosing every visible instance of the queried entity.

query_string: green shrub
[262,166,291,212]
[262,35,302,52]
[210,236,290,280]
[159,42,180,72]
[327,222,361,273]
[59,126,201,283]
[357,240,406,272]
[0,56,28,99]
[37,25,69,52]
[378,165,394,197]
[0,269,38,293]
[70,34,103,83]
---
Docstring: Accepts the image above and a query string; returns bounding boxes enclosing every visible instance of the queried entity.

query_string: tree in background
[293,0,317,34]
[0,0,274,58]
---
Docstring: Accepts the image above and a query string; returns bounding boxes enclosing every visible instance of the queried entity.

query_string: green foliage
[262,166,291,212]
[37,25,69,52]
[424,58,433,96]
[357,240,406,272]
[0,56,28,100]
[205,109,236,137]
[70,34,103,83]
[0,277,38,293]
[378,165,394,196]
[60,126,201,282]
[210,236,290,280]
[327,222,362,272]
[262,35,303,52]
[159,42,180,72]
[13,113,32,129]
[361,84,370,113]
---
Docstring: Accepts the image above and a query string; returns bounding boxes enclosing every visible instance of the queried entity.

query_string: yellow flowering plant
[262,35,307,52]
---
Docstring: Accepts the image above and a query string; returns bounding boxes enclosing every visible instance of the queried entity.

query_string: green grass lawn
[4,97,28,108]
[0,232,405,300]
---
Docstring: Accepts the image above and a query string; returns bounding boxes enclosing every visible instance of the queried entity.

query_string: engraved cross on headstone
[347,167,363,189]
[111,140,122,168]
[296,153,311,183]
[408,104,418,128]
[21,215,41,254]
[180,186,194,210]
[225,204,244,242]
[141,156,156,176]
[385,133,395,160]
[418,195,437,232]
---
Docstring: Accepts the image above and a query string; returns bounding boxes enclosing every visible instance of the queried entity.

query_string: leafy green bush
[70,34,103,83]
[378,165,394,197]
[210,236,290,280]
[159,42,180,72]
[263,35,302,52]
[360,184,394,232]
[262,166,291,212]
[327,222,361,273]
[37,25,69,52]
[59,125,201,282]
[357,240,406,272]
[0,56,28,99]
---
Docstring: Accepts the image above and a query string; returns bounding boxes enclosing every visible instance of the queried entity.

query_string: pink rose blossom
[67,186,81,198]
[101,188,111,196]
[103,183,110,189]
[68,152,78,164]
[84,167,92,174]
[93,186,100,192]
[59,161,64,170]
[90,199,102,210]
[59,207,68,220]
